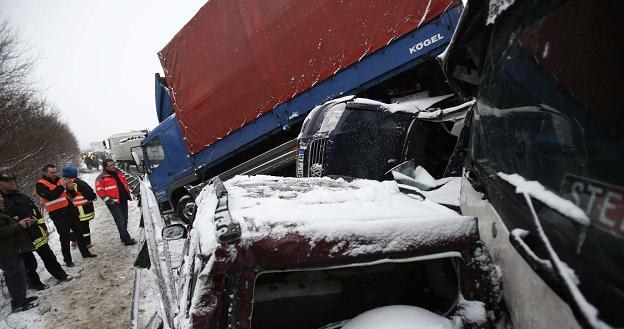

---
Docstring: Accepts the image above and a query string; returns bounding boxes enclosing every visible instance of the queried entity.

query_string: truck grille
[307,138,328,177]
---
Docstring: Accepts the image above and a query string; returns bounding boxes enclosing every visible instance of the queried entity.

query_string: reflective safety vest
[14,211,48,250]
[32,213,48,249]
[36,178,69,212]
[70,178,95,221]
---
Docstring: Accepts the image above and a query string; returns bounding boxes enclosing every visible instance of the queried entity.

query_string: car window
[145,137,165,170]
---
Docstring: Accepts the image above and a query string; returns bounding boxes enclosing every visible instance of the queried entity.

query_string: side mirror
[162,224,188,241]
[130,147,145,174]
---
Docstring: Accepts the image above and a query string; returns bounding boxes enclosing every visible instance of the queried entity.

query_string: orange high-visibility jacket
[36,178,69,213]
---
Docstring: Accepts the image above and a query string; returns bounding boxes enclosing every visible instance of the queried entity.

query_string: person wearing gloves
[95,159,136,245]
[0,172,72,290]
[62,166,97,248]
[0,193,38,312]
[35,164,97,267]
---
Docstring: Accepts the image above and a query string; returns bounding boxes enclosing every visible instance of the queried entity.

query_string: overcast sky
[1,0,206,149]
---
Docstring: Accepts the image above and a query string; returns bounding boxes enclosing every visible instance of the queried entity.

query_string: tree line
[0,21,80,202]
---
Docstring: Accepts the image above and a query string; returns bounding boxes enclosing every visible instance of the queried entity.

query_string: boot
[12,301,37,313]
[32,283,48,291]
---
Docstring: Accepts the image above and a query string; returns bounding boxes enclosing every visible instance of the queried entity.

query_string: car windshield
[251,257,460,329]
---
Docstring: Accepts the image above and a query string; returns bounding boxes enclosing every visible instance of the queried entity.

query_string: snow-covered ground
[0,172,159,329]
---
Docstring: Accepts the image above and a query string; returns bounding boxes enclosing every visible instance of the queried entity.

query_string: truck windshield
[144,137,165,171]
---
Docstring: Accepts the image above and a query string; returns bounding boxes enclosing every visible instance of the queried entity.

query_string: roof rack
[212,177,241,244]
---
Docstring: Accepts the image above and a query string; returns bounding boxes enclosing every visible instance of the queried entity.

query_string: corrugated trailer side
[159,0,459,154]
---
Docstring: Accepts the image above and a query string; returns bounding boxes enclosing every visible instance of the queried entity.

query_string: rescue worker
[35,164,97,267]
[83,154,97,171]
[0,172,72,287]
[96,159,136,245]
[63,166,96,248]
[0,193,38,312]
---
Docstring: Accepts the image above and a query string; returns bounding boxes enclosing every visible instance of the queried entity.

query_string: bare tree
[0,20,80,202]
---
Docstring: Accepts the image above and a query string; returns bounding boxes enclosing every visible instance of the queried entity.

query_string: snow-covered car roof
[192,175,478,268]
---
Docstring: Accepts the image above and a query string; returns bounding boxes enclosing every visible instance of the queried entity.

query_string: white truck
[107,130,148,170]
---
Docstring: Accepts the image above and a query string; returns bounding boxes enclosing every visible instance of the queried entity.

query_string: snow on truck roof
[193,175,477,260]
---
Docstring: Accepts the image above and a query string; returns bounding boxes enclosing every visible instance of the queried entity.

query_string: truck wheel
[176,195,196,225]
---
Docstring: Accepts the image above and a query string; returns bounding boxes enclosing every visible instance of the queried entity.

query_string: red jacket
[95,170,131,203]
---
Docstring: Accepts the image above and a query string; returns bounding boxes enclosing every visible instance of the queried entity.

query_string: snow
[341,305,453,329]
[348,94,454,113]
[391,164,461,206]
[331,95,473,119]
[414,100,474,119]
[486,0,517,25]
[497,172,590,226]
[288,112,300,120]
[510,229,552,269]
[452,298,487,327]
[418,177,461,207]
[542,42,550,59]
[0,171,157,329]
[193,175,475,259]
[413,166,436,188]
[416,0,434,29]
[505,174,612,329]
[521,193,611,329]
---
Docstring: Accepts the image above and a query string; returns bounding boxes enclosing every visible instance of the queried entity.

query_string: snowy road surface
[0,172,159,329]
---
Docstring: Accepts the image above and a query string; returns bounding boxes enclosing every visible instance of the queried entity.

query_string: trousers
[70,219,92,245]
[107,201,132,243]
[51,208,90,263]
[0,256,28,308]
[23,244,68,283]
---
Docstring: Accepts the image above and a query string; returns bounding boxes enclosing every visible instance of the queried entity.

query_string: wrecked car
[164,175,501,328]
[443,0,624,328]
[297,94,472,181]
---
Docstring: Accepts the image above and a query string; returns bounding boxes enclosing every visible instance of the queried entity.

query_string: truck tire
[176,195,196,225]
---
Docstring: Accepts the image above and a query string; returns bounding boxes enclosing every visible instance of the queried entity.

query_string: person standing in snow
[0,193,38,312]
[35,164,97,267]
[0,172,73,289]
[63,166,97,248]
[95,159,136,246]
[83,153,96,171]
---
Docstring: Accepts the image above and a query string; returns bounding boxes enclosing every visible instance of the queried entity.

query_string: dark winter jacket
[35,176,77,220]
[0,210,33,261]
[1,191,49,249]
[71,178,97,221]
